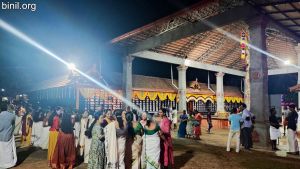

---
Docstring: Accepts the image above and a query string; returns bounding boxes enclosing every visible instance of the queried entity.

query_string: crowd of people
[0,100,175,169]
[177,110,204,140]
[226,103,300,154]
[1,99,300,169]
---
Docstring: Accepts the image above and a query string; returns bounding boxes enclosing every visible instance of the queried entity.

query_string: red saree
[160,117,174,167]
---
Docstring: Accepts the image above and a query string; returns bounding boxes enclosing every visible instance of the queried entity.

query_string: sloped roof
[28,72,242,97]
[111,0,299,72]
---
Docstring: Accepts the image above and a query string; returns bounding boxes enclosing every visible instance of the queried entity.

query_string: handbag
[84,119,92,138]
[85,118,97,139]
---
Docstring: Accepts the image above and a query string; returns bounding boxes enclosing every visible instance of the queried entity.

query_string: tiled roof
[28,73,242,97]
[110,0,299,72]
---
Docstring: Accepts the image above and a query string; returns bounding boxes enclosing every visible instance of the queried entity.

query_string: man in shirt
[282,105,289,136]
[240,103,254,150]
[0,101,17,168]
[285,103,299,155]
[226,107,243,153]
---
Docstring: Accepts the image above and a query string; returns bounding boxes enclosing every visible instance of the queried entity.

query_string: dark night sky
[0,0,296,95]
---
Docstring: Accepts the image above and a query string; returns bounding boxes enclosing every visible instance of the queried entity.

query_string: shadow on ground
[16,147,37,167]
[174,150,194,169]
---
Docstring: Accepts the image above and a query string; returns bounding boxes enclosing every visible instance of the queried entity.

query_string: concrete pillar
[177,65,188,112]
[295,43,300,107]
[122,55,134,107]
[247,16,269,147]
[216,72,225,113]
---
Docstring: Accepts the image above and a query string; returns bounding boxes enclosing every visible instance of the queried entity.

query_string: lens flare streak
[0,18,141,112]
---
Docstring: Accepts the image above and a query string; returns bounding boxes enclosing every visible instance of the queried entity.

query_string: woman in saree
[31,110,43,147]
[51,113,76,169]
[88,113,106,169]
[40,110,51,150]
[194,111,202,140]
[115,110,127,169]
[125,112,143,169]
[142,117,161,169]
[186,112,195,138]
[47,107,63,166]
[158,109,174,169]
[21,107,33,147]
[104,109,118,169]
[178,110,188,138]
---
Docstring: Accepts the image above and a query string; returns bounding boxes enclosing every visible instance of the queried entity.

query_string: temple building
[27,70,243,115]
[25,0,300,147]
[109,0,300,147]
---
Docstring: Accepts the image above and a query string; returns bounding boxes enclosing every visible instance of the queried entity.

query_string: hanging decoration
[132,91,177,101]
[240,30,249,60]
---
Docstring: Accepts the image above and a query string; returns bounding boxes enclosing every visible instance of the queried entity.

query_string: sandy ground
[12,129,300,169]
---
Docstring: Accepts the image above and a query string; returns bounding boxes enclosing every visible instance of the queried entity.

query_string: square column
[122,55,134,107]
[177,65,188,112]
[295,44,300,107]
[247,16,269,147]
[216,72,225,114]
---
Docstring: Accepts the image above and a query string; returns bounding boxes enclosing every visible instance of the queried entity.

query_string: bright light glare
[0,19,142,113]
[1,88,4,92]
[68,63,76,70]
[184,59,191,66]
[284,60,290,65]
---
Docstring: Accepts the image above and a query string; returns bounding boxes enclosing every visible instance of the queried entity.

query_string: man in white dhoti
[285,104,299,155]
[0,102,17,168]
[79,111,93,163]
[31,110,43,147]
[269,108,281,151]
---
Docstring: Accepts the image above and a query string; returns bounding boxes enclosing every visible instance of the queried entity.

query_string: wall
[269,94,282,117]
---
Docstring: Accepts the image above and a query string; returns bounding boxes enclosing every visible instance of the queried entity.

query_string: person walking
[226,108,242,153]
[207,109,213,134]
[194,111,202,140]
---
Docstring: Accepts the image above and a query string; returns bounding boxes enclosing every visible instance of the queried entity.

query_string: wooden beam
[127,4,257,54]
[133,50,246,76]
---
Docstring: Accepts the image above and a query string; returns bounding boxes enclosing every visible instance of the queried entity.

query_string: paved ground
[13,129,300,169]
